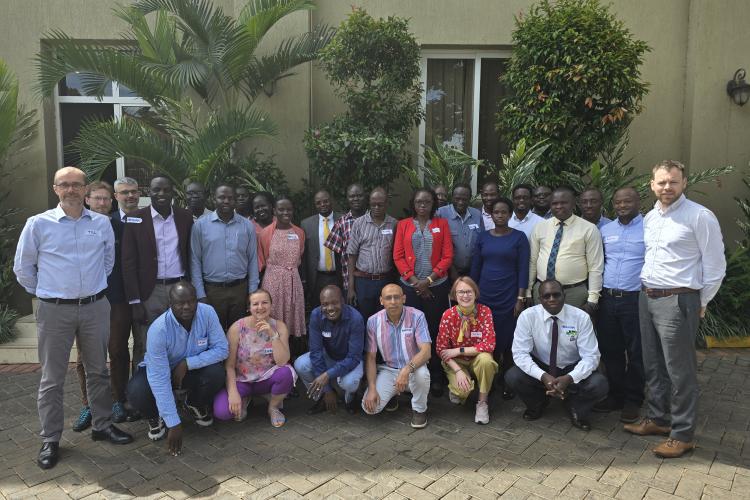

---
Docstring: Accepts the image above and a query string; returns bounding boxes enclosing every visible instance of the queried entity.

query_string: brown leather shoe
[623,418,670,436]
[653,438,695,458]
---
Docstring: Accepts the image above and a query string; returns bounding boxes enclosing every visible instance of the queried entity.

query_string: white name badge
[431,227,441,234]
[381,229,393,235]
[470,331,482,338]
[85,229,100,236]
[263,347,274,354]
[125,217,142,224]
[468,224,479,230]
[402,327,413,335]
[287,233,299,240]
[604,235,619,243]
[322,331,332,338]
[197,338,207,347]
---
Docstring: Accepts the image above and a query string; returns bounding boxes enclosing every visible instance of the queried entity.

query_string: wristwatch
[408,361,417,373]
[459,347,465,354]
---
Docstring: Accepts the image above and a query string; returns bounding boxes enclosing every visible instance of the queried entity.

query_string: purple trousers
[213,365,294,421]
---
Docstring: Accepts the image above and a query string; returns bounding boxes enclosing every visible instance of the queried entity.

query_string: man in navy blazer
[301,190,342,309]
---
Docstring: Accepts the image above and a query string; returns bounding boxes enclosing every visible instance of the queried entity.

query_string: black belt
[40,290,106,305]
[204,277,247,288]
[156,277,183,285]
[602,287,639,297]
[641,286,698,298]
[538,279,587,290]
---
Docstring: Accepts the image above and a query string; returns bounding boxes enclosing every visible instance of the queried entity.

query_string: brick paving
[0,349,748,499]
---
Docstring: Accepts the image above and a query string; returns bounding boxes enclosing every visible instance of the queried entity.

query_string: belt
[40,290,106,305]
[156,277,183,285]
[539,279,587,290]
[204,277,247,288]
[642,286,698,298]
[354,269,390,280]
[317,270,337,276]
[602,287,639,297]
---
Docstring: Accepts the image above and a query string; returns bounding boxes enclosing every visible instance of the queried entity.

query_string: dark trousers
[597,292,644,406]
[309,272,342,309]
[126,362,226,419]
[75,301,134,405]
[401,280,452,383]
[504,364,608,419]
[205,280,248,331]
[354,276,390,322]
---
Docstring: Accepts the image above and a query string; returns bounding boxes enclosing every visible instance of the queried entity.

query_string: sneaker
[187,404,214,427]
[147,417,166,441]
[111,402,128,423]
[385,398,399,412]
[474,401,489,425]
[448,392,462,405]
[410,410,428,429]
[72,406,92,432]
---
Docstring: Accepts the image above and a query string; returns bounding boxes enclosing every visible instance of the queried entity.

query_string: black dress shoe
[126,410,142,422]
[522,408,543,421]
[565,403,591,431]
[430,382,444,398]
[502,389,515,401]
[91,425,134,445]
[306,399,326,415]
[37,442,59,470]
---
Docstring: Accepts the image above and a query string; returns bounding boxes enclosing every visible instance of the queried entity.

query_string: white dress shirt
[317,213,336,271]
[641,194,726,307]
[512,304,600,383]
[481,207,495,230]
[151,206,184,279]
[509,211,543,240]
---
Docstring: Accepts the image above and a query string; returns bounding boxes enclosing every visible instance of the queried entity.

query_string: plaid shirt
[324,211,358,292]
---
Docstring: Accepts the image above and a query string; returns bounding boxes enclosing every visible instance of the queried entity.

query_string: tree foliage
[497,0,650,177]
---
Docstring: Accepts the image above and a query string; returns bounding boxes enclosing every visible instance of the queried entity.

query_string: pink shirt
[151,206,184,279]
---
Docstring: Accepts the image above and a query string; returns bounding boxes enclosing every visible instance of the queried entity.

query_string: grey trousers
[639,291,701,442]
[361,365,430,414]
[532,280,588,308]
[131,283,171,372]
[36,298,112,442]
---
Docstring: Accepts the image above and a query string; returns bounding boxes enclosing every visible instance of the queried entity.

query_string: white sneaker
[475,401,489,425]
[147,417,166,441]
[448,392,462,405]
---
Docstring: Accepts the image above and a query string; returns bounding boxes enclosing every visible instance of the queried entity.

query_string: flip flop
[269,407,286,428]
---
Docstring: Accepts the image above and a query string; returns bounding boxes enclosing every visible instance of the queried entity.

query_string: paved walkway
[0,349,748,499]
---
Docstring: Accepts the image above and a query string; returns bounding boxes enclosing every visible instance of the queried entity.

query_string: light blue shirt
[144,303,229,427]
[190,211,259,299]
[601,214,645,292]
[436,204,483,271]
[596,216,612,230]
[14,205,114,299]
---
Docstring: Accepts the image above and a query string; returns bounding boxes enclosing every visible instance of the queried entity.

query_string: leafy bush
[485,138,551,197]
[403,142,481,193]
[497,0,650,176]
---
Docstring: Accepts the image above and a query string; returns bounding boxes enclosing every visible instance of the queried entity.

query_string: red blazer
[121,206,193,302]
[393,217,453,280]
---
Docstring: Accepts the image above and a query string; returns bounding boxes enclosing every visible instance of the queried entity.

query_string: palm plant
[484,138,550,197]
[35,0,333,189]
[403,141,482,192]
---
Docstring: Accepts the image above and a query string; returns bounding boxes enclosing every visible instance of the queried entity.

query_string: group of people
[13,158,726,470]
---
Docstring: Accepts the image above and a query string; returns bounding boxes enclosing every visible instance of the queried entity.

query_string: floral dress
[235,317,296,384]
[261,228,305,338]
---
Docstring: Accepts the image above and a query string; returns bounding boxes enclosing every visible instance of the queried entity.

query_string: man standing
[122,175,193,370]
[301,190,341,308]
[127,282,227,455]
[434,185,449,208]
[508,184,543,240]
[186,181,210,220]
[295,285,364,415]
[325,183,366,298]
[528,186,604,315]
[436,183,483,278]
[190,184,259,331]
[595,187,645,423]
[532,185,553,219]
[579,188,612,229]
[624,160,726,458]
[235,185,253,219]
[346,188,398,321]
[480,181,500,230]
[362,284,432,429]
[506,280,607,431]
[14,167,133,470]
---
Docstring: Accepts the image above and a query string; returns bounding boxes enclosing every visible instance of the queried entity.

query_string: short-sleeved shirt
[347,212,397,274]
[436,204,482,271]
[366,306,431,369]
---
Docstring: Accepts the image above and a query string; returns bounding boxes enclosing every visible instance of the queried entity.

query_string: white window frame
[419,49,512,193]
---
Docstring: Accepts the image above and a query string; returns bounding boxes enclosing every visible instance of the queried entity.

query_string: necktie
[549,316,559,376]
[546,222,564,280]
[324,217,333,271]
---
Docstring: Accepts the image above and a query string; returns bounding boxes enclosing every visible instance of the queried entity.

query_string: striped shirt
[346,212,397,274]
[366,306,431,369]
[324,211,360,292]
[401,219,447,287]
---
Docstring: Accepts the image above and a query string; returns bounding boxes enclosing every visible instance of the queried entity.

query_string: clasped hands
[541,373,573,400]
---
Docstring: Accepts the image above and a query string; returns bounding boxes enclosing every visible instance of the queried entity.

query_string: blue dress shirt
[14,205,114,299]
[601,214,645,292]
[308,304,364,392]
[436,204,483,271]
[144,303,229,427]
[596,216,612,230]
[190,210,259,299]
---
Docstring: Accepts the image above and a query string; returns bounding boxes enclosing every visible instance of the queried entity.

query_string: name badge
[125,217,142,224]
[470,331,482,338]
[263,347,274,355]
[431,227,441,234]
[322,331,332,338]
[562,326,578,341]
[381,229,393,235]
[85,229,100,236]
[604,235,619,243]
[468,224,479,230]
[197,338,207,347]
[402,327,413,335]
[287,233,299,240]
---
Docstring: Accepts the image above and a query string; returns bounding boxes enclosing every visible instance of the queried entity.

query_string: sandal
[269,407,286,428]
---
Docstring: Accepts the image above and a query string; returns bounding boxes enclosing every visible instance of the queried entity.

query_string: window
[55,73,151,195]
[419,50,511,190]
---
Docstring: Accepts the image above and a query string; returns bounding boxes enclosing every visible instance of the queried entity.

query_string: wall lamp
[727,68,750,106]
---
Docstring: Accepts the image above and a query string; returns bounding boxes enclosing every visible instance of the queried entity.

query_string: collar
[553,214,576,226]
[617,213,643,227]
[448,204,472,222]
[512,211,530,223]
[655,194,686,215]
[54,204,90,221]
[319,212,334,223]
[542,304,568,323]
[209,210,238,224]
[385,307,406,328]
[320,304,352,325]
[150,205,173,221]
[165,307,196,335]
[119,209,127,221]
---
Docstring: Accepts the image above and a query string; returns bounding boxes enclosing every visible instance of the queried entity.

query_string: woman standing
[393,187,453,397]
[470,197,529,399]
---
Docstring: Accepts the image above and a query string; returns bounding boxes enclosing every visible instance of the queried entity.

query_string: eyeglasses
[55,182,85,190]
[116,189,139,196]
[88,196,112,202]
[455,290,475,296]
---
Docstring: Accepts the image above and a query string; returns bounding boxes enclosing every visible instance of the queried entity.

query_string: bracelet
[408,361,416,373]
[517,296,526,301]
[270,331,280,340]
[427,276,434,284]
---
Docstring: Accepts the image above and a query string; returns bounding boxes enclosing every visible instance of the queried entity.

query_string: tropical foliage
[36,0,333,193]
[486,138,551,197]
[403,142,482,193]
[304,9,423,198]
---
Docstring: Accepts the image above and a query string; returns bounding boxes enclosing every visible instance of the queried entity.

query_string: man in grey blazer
[301,190,342,309]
